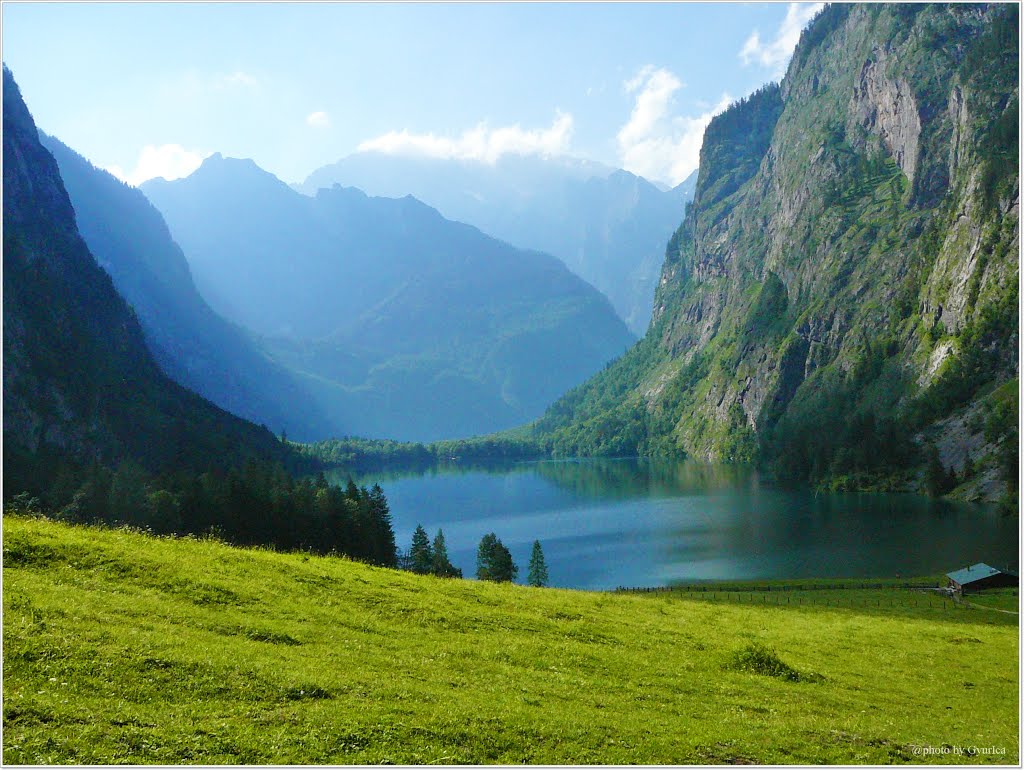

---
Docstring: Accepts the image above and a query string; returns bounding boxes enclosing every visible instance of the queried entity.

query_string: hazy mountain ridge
[41,136,329,441]
[300,152,693,334]
[143,157,635,442]
[536,4,1018,502]
[2,67,286,482]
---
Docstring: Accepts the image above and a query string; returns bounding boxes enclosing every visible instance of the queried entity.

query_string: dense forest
[10,461,397,565]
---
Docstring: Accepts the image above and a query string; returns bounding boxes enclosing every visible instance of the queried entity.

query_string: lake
[330,458,1018,590]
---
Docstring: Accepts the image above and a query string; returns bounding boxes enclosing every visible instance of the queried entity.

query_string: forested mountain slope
[143,158,635,442]
[40,135,328,441]
[2,67,287,488]
[536,4,1018,504]
[300,153,692,334]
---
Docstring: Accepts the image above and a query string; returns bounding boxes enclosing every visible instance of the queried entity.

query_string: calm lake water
[329,458,1018,590]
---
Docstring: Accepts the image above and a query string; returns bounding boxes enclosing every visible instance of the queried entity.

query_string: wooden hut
[946,563,1018,593]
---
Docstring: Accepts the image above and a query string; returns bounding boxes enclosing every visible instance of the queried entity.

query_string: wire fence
[610,583,991,611]
[615,582,941,593]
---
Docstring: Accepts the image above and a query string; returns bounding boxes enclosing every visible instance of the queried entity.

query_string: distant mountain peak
[144,153,293,201]
[196,152,261,175]
[313,183,443,221]
[3,68,285,471]
[297,148,693,334]
[314,182,368,200]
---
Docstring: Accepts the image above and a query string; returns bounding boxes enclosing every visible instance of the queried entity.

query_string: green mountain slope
[142,158,635,442]
[4,514,1017,764]
[535,5,1018,502]
[39,135,329,441]
[2,66,287,487]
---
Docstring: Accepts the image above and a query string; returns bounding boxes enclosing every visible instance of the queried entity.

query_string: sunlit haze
[2,2,821,186]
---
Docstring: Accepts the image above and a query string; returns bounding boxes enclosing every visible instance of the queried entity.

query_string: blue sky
[3,2,822,186]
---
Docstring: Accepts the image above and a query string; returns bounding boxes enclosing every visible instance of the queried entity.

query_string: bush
[727,643,806,682]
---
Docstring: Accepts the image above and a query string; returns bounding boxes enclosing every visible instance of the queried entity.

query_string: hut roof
[946,563,1015,586]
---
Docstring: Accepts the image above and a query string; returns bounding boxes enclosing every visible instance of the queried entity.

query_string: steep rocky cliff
[537,4,1018,502]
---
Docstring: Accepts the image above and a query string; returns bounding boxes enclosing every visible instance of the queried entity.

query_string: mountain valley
[143,156,635,441]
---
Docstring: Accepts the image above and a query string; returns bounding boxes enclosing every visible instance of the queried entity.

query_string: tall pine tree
[409,524,433,574]
[366,483,397,567]
[431,529,462,578]
[527,540,549,587]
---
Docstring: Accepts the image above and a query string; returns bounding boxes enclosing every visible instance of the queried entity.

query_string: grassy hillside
[3,513,1017,764]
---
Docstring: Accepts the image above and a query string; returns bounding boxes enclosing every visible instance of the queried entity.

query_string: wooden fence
[614,582,939,593]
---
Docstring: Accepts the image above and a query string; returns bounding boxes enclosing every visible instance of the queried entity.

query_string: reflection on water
[327,458,1017,590]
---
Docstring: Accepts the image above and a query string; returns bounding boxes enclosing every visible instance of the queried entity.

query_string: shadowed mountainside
[41,134,328,441]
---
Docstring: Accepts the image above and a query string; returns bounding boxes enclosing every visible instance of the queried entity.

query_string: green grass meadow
[3,513,1019,764]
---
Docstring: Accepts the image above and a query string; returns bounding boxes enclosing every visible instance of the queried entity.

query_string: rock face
[536,5,1018,499]
[851,51,921,183]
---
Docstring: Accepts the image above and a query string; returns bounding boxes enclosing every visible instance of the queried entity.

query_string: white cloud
[218,70,259,89]
[624,64,658,94]
[357,111,573,164]
[306,111,330,129]
[105,144,210,187]
[739,2,825,78]
[619,67,684,149]
[616,66,731,186]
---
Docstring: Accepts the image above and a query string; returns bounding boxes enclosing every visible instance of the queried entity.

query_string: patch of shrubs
[726,643,823,683]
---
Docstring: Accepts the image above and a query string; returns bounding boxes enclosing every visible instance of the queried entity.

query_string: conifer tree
[924,445,956,497]
[410,524,433,574]
[367,483,397,567]
[527,539,549,587]
[431,529,462,578]
[476,533,518,582]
